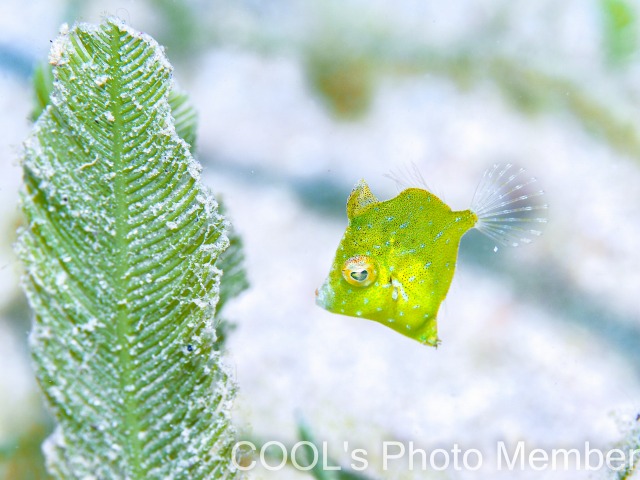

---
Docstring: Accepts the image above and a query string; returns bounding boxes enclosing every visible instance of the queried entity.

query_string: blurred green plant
[168,88,199,148]
[16,18,245,478]
[305,43,376,119]
[242,419,375,479]
[14,0,640,141]
[213,200,248,350]
[30,63,54,122]
[601,0,638,65]
[297,420,374,480]
[0,423,50,480]
[148,0,203,57]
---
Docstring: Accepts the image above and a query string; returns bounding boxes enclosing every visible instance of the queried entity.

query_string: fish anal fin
[347,180,379,219]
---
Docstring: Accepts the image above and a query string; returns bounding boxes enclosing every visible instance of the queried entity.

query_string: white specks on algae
[187,158,202,180]
[48,36,68,66]
[95,75,109,87]
[80,318,101,333]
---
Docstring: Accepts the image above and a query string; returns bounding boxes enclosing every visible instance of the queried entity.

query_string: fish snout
[315,280,335,310]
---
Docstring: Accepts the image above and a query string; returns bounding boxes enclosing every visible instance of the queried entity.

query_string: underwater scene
[1,1,639,479]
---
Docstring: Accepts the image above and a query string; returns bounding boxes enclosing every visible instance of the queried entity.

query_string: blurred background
[1,0,640,479]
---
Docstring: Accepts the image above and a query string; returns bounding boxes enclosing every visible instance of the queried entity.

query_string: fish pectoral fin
[347,180,379,219]
[391,278,409,302]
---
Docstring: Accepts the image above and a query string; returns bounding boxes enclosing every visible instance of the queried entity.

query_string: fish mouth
[315,279,335,310]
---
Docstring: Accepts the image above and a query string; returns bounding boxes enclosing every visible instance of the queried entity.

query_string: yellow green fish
[316,164,547,347]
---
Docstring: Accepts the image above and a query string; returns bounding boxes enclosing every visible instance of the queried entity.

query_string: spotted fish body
[316,164,547,346]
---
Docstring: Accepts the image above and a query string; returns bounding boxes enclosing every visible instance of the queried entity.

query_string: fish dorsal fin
[384,163,432,192]
[347,180,379,219]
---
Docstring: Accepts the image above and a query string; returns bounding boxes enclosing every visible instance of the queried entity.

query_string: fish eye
[350,270,368,282]
[342,255,377,287]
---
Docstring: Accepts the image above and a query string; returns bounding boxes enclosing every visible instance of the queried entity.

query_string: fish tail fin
[470,163,548,247]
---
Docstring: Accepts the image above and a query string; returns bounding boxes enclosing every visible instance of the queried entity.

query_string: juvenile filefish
[315,164,547,347]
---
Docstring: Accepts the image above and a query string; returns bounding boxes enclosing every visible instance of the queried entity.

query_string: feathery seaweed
[17,19,240,479]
